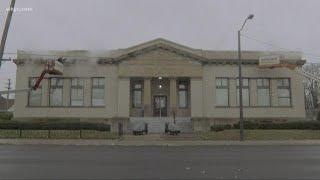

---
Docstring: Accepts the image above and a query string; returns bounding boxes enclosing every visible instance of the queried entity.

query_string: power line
[241,33,320,59]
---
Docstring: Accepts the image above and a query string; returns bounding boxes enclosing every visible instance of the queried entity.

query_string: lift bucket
[46,60,63,75]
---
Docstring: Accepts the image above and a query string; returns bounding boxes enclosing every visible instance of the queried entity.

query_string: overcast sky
[0,0,319,92]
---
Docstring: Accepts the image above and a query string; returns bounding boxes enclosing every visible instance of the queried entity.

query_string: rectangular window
[132,81,142,108]
[28,77,42,106]
[71,78,84,106]
[277,78,291,106]
[178,81,188,108]
[50,78,63,106]
[216,78,229,106]
[92,77,105,106]
[257,78,270,106]
[236,78,250,106]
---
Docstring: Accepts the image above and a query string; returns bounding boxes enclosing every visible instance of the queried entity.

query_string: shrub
[0,121,111,131]
[0,112,13,121]
[317,111,320,121]
[233,121,320,130]
[211,124,232,132]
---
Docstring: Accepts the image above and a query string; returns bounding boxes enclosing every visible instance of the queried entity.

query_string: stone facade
[13,38,306,133]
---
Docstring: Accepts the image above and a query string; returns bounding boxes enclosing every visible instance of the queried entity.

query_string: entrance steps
[128,117,193,134]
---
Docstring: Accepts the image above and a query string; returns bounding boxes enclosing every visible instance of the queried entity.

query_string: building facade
[13,38,306,132]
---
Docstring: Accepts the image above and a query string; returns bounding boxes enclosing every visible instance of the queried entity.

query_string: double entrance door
[153,96,167,117]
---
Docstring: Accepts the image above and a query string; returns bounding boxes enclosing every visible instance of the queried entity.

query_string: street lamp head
[247,14,254,20]
[240,14,254,31]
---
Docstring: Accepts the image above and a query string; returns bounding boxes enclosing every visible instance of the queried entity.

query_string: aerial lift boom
[31,59,63,90]
[0,59,63,95]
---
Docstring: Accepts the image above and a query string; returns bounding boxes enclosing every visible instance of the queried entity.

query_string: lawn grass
[198,130,320,140]
[0,129,118,139]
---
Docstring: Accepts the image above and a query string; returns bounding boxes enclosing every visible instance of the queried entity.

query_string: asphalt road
[0,145,320,179]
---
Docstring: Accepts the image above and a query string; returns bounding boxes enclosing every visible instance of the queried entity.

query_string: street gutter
[1,139,320,146]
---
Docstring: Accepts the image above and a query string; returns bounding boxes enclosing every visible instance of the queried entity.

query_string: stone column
[143,78,152,116]
[117,77,130,117]
[169,78,177,117]
[190,78,203,117]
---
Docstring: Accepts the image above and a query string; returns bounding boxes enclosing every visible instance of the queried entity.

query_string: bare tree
[303,63,320,110]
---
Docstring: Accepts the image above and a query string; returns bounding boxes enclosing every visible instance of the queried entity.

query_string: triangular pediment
[105,38,208,64]
[121,48,202,66]
[116,39,204,77]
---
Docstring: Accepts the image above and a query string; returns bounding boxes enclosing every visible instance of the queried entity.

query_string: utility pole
[5,78,12,111]
[0,0,16,67]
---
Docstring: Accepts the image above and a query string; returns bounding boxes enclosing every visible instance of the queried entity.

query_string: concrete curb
[1,139,320,146]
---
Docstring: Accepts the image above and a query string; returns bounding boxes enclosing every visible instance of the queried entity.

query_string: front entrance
[153,96,167,117]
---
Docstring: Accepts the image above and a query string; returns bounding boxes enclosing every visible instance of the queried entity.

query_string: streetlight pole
[238,14,254,141]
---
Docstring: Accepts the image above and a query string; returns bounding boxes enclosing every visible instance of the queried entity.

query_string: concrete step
[128,117,193,133]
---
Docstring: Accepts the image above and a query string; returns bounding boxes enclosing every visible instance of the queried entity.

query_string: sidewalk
[1,138,320,146]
